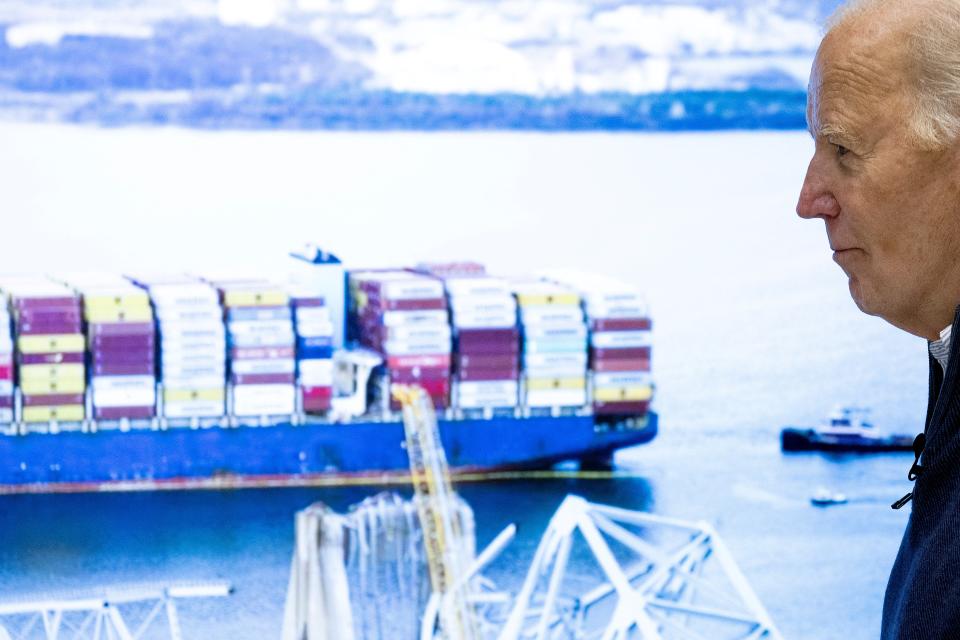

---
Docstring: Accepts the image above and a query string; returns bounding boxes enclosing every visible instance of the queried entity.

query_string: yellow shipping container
[20,378,86,395]
[85,306,153,323]
[18,334,86,354]
[84,292,150,311]
[164,388,225,403]
[526,377,587,391]
[222,289,288,308]
[19,363,85,381]
[22,404,85,423]
[594,386,654,403]
[515,292,580,306]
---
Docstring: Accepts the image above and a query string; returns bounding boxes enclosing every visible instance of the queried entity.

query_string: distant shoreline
[0,88,807,131]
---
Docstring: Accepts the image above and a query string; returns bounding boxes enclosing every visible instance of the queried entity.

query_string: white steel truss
[0,582,231,640]
[497,496,783,640]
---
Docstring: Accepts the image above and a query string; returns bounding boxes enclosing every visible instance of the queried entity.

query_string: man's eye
[835,144,850,158]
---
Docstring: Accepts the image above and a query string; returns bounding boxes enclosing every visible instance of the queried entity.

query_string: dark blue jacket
[882,312,960,638]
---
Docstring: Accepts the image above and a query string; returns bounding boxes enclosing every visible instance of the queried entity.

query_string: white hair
[827,0,960,150]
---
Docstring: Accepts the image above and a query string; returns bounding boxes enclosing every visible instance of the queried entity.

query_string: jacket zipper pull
[892,492,913,510]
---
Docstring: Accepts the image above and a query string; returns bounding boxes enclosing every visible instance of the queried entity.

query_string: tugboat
[781,406,914,453]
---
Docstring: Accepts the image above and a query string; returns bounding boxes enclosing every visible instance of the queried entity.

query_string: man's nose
[796,159,840,220]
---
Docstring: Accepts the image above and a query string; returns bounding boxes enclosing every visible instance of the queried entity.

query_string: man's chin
[848,278,879,317]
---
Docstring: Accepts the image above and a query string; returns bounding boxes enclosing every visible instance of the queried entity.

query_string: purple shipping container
[19,352,84,365]
[88,322,155,337]
[90,334,155,351]
[95,406,156,420]
[23,393,85,407]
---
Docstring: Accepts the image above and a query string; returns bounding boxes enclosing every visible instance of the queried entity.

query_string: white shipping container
[591,331,653,349]
[457,392,518,408]
[92,387,156,408]
[299,359,334,386]
[229,332,295,348]
[522,325,587,341]
[457,380,519,398]
[445,277,510,297]
[383,339,451,356]
[525,389,587,408]
[231,358,296,375]
[232,384,296,416]
[228,320,295,336]
[593,372,653,388]
[0,381,16,395]
[162,378,226,392]
[523,352,588,369]
[163,400,225,418]
[91,375,156,392]
[452,310,516,329]
[295,320,335,338]
[0,408,13,423]
[295,307,331,324]
[384,324,451,342]
[520,305,584,325]
[381,310,450,327]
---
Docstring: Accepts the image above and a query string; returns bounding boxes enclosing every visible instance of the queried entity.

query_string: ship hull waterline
[0,412,658,494]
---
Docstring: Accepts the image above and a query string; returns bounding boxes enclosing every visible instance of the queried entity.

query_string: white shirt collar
[930,324,953,372]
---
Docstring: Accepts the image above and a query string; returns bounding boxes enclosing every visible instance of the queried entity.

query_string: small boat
[811,487,848,507]
[781,406,915,453]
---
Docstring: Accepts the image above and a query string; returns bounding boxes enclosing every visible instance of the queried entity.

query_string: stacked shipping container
[349,271,452,411]
[291,292,335,414]
[513,281,589,408]
[429,267,519,410]
[1,278,86,423]
[548,273,653,416]
[132,275,226,419]
[216,280,296,417]
[63,275,157,420]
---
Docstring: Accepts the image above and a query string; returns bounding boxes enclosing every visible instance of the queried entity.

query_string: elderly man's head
[797,0,960,340]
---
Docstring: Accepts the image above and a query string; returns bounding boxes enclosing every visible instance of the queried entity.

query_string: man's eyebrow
[814,121,862,147]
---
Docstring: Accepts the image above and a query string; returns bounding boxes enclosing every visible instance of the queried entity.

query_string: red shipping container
[592,358,651,373]
[387,354,451,369]
[592,401,650,416]
[20,352,84,365]
[95,406,156,420]
[303,397,332,413]
[232,346,295,361]
[0,365,11,379]
[458,366,519,381]
[231,373,295,385]
[23,393,85,406]
[456,353,518,370]
[591,318,652,332]
[301,385,333,400]
[591,347,652,360]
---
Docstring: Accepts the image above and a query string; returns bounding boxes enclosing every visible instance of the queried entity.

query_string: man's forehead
[806,29,906,139]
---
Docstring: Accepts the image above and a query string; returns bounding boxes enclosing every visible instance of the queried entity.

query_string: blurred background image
[0,1,929,639]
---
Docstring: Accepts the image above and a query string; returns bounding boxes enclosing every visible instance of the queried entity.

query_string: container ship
[0,247,657,493]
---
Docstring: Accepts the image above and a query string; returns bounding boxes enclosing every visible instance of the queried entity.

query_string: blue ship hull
[0,412,657,493]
